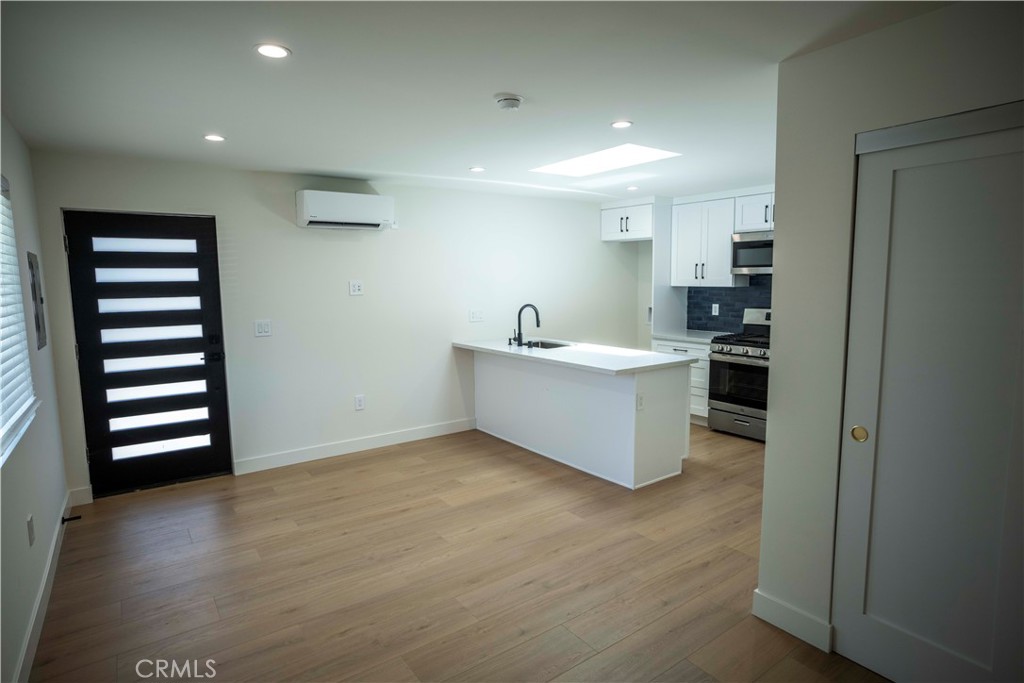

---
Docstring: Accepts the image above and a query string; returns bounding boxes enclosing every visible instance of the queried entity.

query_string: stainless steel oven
[708,308,771,441]
[731,230,773,275]
[708,354,769,440]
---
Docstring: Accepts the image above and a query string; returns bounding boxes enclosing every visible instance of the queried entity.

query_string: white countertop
[453,339,698,376]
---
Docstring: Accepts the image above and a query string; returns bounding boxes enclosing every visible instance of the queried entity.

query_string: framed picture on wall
[26,251,47,349]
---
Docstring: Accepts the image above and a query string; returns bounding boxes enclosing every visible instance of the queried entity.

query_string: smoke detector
[494,93,524,111]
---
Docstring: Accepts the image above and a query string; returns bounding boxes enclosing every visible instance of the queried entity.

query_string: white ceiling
[1,1,942,202]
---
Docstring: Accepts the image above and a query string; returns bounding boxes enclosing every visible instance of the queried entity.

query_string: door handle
[625,216,629,232]
[764,205,769,223]
[701,263,705,279]
[694,263,698,279]
[620,217,624,233]
[851,425,869,442]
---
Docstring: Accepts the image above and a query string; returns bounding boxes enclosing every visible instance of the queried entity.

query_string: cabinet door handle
[764,205,769,223]
[619,217,624,233]
[694,263,698,279]
[625,216,629,232]
[701,263,705,279]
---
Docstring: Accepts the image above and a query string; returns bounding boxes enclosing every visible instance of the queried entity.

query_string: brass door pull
[851,425,869,442]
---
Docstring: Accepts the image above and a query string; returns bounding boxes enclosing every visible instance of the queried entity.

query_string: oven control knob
[741,348,749,355]
[759,349,767,357]
[725,346,732,352]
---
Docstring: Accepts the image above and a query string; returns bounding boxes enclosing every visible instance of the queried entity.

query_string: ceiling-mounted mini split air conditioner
[296,190,395,230]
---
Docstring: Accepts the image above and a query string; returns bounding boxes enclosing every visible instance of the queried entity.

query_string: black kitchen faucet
[512,304,540,347]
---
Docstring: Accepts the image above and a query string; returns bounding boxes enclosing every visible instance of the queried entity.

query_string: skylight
[530,144,680,178]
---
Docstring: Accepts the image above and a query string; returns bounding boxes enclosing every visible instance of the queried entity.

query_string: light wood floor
[32,427,885,682]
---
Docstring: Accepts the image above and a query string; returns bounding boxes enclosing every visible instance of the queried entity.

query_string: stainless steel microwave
[731,230,773,275]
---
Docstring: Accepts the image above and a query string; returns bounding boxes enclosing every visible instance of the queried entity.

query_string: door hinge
[63,234,69,254]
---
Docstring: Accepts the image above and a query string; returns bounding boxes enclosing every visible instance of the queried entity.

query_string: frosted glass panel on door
[95,268,199,283]
[106,379,207,403]
[92,237,197,253]
[109,407,209,432]
[103,352,206,374]
[112,434,211,460]
[98,297,201,313]
[100,325,203,344]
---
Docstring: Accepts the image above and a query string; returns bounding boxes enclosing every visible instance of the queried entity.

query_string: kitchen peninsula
[453,340,696,489]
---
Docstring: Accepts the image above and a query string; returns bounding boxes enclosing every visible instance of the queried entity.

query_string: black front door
[64,210,232,496]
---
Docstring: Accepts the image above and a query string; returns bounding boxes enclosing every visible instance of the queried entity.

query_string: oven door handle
[710,352,770,368]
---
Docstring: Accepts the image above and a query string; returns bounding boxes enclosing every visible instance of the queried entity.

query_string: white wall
[636,241,653,348]
[28,150,640,491]
[1,118,70,683]
[756,2,1024,649]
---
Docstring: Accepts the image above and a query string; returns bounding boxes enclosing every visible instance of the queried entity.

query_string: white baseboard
[232,418,477,475]
[13,490,71,683]
[752,588,834,651]
[68,486,93,507]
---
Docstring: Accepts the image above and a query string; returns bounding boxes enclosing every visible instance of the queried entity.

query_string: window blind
[0,174,37,462]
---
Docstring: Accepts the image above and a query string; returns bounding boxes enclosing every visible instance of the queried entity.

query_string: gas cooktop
[710,332,770,349]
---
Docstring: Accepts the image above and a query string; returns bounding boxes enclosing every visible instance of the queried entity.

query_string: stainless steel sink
[527,340,570,349]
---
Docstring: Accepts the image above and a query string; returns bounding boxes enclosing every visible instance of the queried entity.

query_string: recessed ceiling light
[531,144,680,178]
[255,44,291,59]
[611,120,633,129]
[469,167,486,173]
[204,134,225,142]
[627,186,639,191]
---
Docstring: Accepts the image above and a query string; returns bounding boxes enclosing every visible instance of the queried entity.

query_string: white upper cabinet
[670,203,703,286]
[671,198,748,288]
[735,192,774,232]
[600,202,654,241]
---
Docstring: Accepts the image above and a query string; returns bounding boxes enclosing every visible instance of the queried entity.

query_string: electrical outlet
[354,394,366,411]
[27,515,35,547]
[254,319,272,337]
[712,303,720,316]
[468,309,484,323]
[636,394,646,411]
[349,280,364,296]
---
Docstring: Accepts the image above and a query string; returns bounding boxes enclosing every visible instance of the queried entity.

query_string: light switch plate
[468,309,484,323]
[254,320,272,337]
[349,280,364,296]
[712,304,720,316]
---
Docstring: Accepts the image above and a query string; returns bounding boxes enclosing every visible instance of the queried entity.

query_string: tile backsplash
[687,275,772,332]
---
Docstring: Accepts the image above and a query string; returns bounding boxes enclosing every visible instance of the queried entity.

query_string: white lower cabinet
[654,339,710,418]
